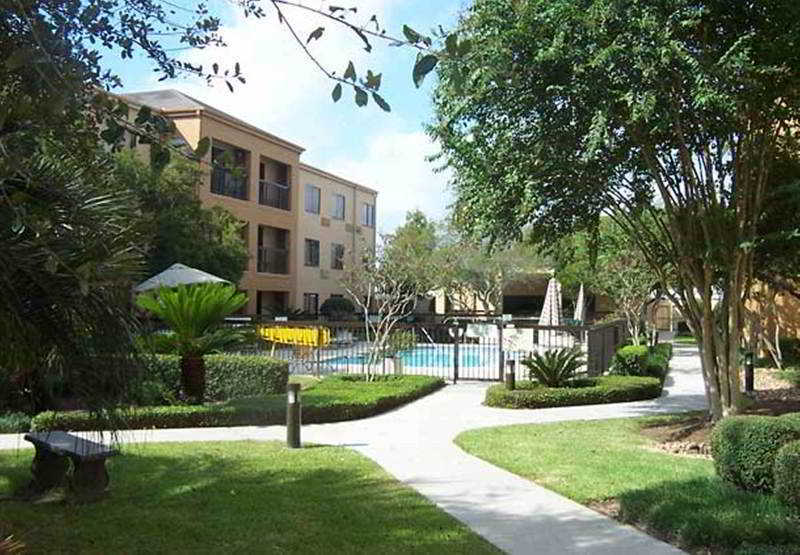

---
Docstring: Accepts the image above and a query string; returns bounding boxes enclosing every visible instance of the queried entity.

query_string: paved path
[1,344,706,554]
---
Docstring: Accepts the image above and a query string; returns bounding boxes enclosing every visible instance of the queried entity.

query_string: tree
[431,0,800,419]
[136,284,247,403]
[340,212,442,380]
[439,235,548,315]
[115,152,248,283]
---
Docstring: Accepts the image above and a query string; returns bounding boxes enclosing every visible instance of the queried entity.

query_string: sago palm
[136,283,247,403]
[522,347,585,387]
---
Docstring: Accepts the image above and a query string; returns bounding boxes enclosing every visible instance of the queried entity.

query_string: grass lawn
[0,441,499,554]
[673,336,697,345]
[455,416,800,553]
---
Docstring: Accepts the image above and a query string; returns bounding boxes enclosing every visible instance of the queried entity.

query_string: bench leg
[16,446,69,499]
[69,458,110,502]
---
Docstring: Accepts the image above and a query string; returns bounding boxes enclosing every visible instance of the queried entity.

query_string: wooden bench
[21,431,118,501]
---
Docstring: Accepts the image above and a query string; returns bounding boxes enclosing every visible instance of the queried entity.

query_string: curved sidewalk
[0,344,706,554]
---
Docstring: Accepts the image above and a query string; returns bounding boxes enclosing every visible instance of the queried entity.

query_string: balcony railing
[257,246,289,275]
[259,179,290,210]
[211,167,249,200]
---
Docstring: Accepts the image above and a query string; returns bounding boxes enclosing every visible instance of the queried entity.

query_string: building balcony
[259,179,290,211]
[257,246,289,275]
[211,167,248,200]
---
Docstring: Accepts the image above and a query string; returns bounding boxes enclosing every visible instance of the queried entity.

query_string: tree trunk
[180,356,206,404]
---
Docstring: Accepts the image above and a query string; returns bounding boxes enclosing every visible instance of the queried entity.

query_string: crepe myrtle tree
[340,227,441,380]
[430,0,800,420]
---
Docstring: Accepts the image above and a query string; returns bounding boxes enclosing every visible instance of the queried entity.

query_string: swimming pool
[326,344,521,369]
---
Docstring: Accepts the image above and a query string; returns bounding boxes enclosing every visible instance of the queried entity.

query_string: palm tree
[136,283,247,403]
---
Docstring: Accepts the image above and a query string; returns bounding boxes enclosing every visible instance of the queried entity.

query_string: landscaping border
[30,375,445,432]
[484,376,663,409]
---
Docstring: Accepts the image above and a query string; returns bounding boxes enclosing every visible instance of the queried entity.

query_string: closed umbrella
[573,283,586,323]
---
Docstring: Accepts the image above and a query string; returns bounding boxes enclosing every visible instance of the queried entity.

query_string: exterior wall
[295,165,377,311]
[745,284,800,355]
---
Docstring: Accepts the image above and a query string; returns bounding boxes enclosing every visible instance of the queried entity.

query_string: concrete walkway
[0,344,706,554]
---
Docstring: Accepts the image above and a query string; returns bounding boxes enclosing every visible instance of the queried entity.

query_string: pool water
[328,345,508,369]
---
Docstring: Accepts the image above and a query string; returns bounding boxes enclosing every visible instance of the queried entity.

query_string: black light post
[287,383,301,448]
[505,359,516,391]
[744,352,755,394]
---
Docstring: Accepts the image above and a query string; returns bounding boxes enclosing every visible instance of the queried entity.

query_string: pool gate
[233,318,629,382]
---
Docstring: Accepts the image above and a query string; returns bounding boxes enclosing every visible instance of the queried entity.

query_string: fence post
[453,325,460,385]
[497,321,505,382]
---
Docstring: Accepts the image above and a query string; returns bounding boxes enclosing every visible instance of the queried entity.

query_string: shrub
[610,345,670,379]
[774,440,800,511]
[522,347,585,387]
[484,375,662,409]
[386,330,416,357]
[611,345,649,374]
[143,354,288,401]
[319,296,355,320]
[0,412,31,433]
[31,375,444,431]
[710,415,800,493]
[135,331,178,354]
[779,337,800,365]
[778,367,800,387]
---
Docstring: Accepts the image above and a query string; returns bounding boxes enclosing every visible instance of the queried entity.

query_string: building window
[331,243,345,270]
[257,226,289,274]
[361,202,375,227]
[304,238,320,267]
[303,293,319,315]
[305,184,320,214]
[259,159,290,211]
[332,193,346,220]
[211,143,249,200]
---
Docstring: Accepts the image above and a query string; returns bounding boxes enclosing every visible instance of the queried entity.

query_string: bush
[779,337,800,365]
[0,411,31,433]
[610,345,670,380]
[319,296,355,320]
[484,375,663,409]
[136,331,178,354]
[774,440,800,511]
[778,367,799,387]
[31,375,444,431]
[710,415,800,493]
[522,347,585,387]
[144,354,288,401]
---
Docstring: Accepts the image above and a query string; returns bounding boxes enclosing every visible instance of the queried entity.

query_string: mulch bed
[641,368,799,457]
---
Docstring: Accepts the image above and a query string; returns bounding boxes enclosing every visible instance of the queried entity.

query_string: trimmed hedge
[610,344,671,380]
[0,412,31,433]
[774,440,800,511]
[144,354,289,401]
[484,375,663,409]
[710,414,800,493]
[31,375,444,431]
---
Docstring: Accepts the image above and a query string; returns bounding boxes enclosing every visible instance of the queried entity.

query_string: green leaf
[194,137,211,159]
[5,47,36,70]
[446,33,458,56]
[402,25,421,43]
[344,61,356,81]
[459,39,472,57]
[354,87,368,107]
[372,92,391,112]
[134,105,152,125]
[413,55,438,88]
[365,70,382,90]
[332,83,342,102]
[307,26,325,43]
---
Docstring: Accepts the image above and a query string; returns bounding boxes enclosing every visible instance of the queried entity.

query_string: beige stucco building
[121,89,377,315]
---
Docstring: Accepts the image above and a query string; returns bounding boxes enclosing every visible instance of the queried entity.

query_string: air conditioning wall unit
[356,226,363,235]
[321,217,330,227]
[345,223,354,233]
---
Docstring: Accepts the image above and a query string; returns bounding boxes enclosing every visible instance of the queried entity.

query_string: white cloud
[328,131,452,234]
[148,0,452,233]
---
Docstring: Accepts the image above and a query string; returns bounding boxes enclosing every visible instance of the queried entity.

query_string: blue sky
[105,0,467,234]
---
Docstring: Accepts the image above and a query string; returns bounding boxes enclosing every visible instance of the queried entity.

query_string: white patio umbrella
[539,277,563,327]
[573,283,586,323]
[133,263,229,293]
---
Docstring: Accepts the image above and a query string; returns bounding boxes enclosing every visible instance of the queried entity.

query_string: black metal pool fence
[228,316,629,383]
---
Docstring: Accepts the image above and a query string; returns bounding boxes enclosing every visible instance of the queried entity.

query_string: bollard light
[286,383,301,448]
[505,359,516,391]
[744,351,754,394]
